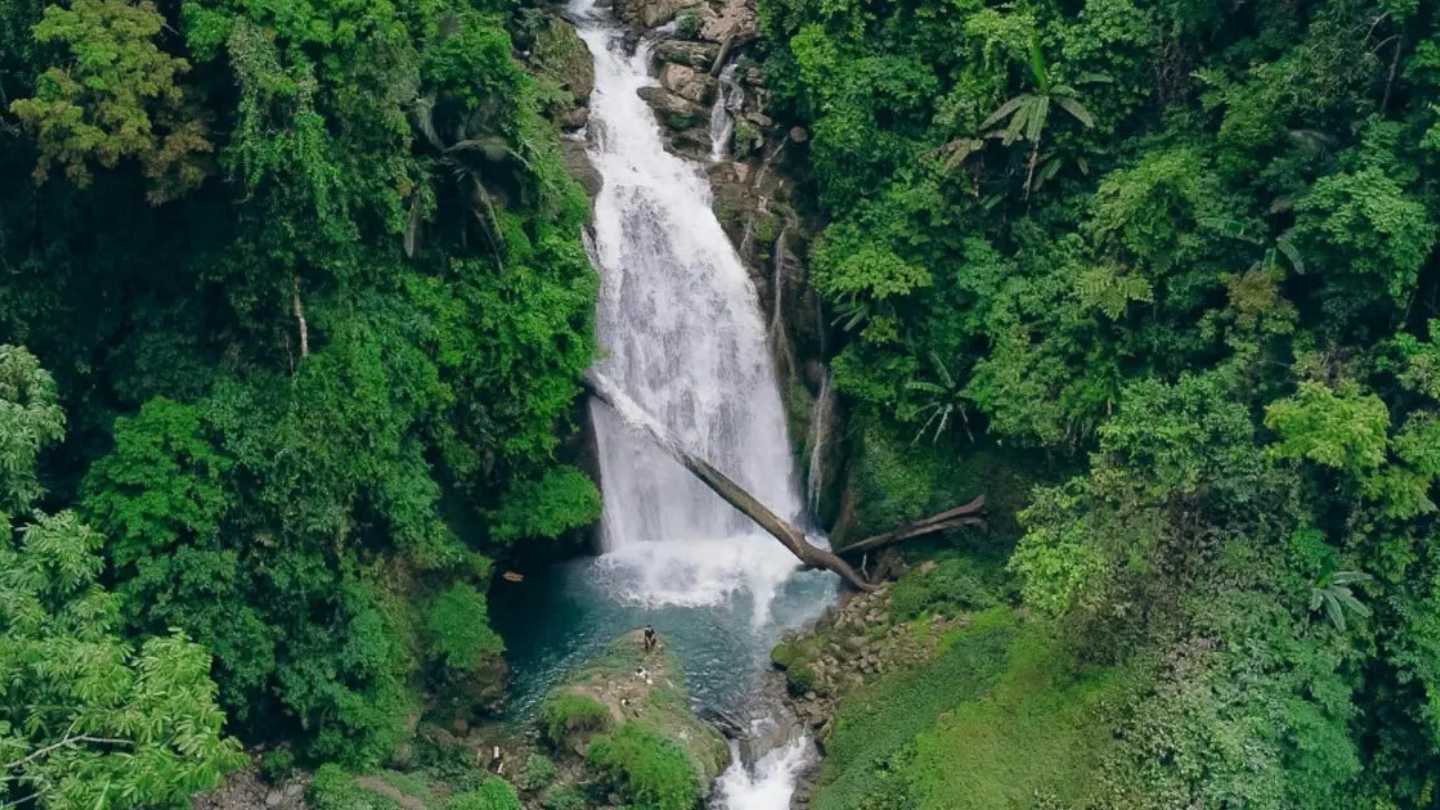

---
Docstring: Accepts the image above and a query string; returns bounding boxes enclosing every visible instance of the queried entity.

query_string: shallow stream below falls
[491,0,840,807]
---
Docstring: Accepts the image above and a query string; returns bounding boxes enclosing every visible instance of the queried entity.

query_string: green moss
[783,378,816,468]
[588,724,701,810]
[541,693,612,744]
[811,608,1131,810]
[753,210,782,247]
[541,786,591,810]
[771,636,823,695]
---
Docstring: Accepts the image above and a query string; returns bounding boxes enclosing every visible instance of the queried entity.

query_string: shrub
[587,724,700,810]
[260,748,297,783]
[308,765,402,810]
[889,556,1001,622]
[675,11,700,39]
[541,693,612,744]
[542,786,592,810]
[426,583,505,670]
[489,465,601,545]
[518,753,559,792]
[448,779,523,810]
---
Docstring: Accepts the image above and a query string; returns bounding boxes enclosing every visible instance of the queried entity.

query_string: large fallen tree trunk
[585,372,876,591]
[584,372,986,591]
[839,496,986,558]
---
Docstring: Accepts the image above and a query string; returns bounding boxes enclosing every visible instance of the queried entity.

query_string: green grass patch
[813,608,1129,810]
[308,765,425,810]
[587,723,700,810]
[541,693,612,744]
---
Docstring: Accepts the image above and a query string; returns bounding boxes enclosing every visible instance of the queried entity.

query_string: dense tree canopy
[1,0,601,793]
[758,0,1440,805]
[7,0,1440,805]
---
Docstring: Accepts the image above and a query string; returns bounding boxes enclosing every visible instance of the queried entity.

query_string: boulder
[700,0,757,43]
[620,0,704,29]
[668,126,715,161]
[744,111,774,129]
[660,63,717,104]
[654,39,722,70]
[533,17,594,102]
[529,17,595,130]
[561,138,602,199]
[637,86,706,130]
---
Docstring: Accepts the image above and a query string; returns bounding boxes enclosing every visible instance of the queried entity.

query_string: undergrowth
[813,607,1131,810]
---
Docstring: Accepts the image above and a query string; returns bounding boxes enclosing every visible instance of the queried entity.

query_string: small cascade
[807,370,835,515]
[709,63,744,162]
[714,737,815,810]
[768,217,801,380]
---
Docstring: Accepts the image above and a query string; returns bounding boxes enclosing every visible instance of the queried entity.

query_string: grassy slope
[813,608,1129,810]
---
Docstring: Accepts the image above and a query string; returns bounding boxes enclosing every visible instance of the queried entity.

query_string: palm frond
[1052,94,1095,129]
[982,95,1030,130]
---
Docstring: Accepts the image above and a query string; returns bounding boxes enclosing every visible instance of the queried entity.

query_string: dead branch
[839,496,987,558]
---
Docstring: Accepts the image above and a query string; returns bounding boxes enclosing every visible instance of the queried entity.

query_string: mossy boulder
[636,86,705,131]
[528,16,594,130]
[654,40,721,70]
[540,630,730,791]
[619,0,705,29]
[532,17,594,103]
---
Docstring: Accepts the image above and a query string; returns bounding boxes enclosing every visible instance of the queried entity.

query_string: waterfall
[573,0,813,620]
[709,63,744,162]
[570,3,831,805]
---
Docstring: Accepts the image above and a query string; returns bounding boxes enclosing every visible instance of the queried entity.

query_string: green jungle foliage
[1,0,600,799]
[0,346,244,809]
[757,0,1440,805]
[8,0,1440,806]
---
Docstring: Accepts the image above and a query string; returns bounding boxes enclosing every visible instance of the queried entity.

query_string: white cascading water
[715,737,815,808]
[709,64,744,162]
[570,0,825,805]
[574,0,805,622]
